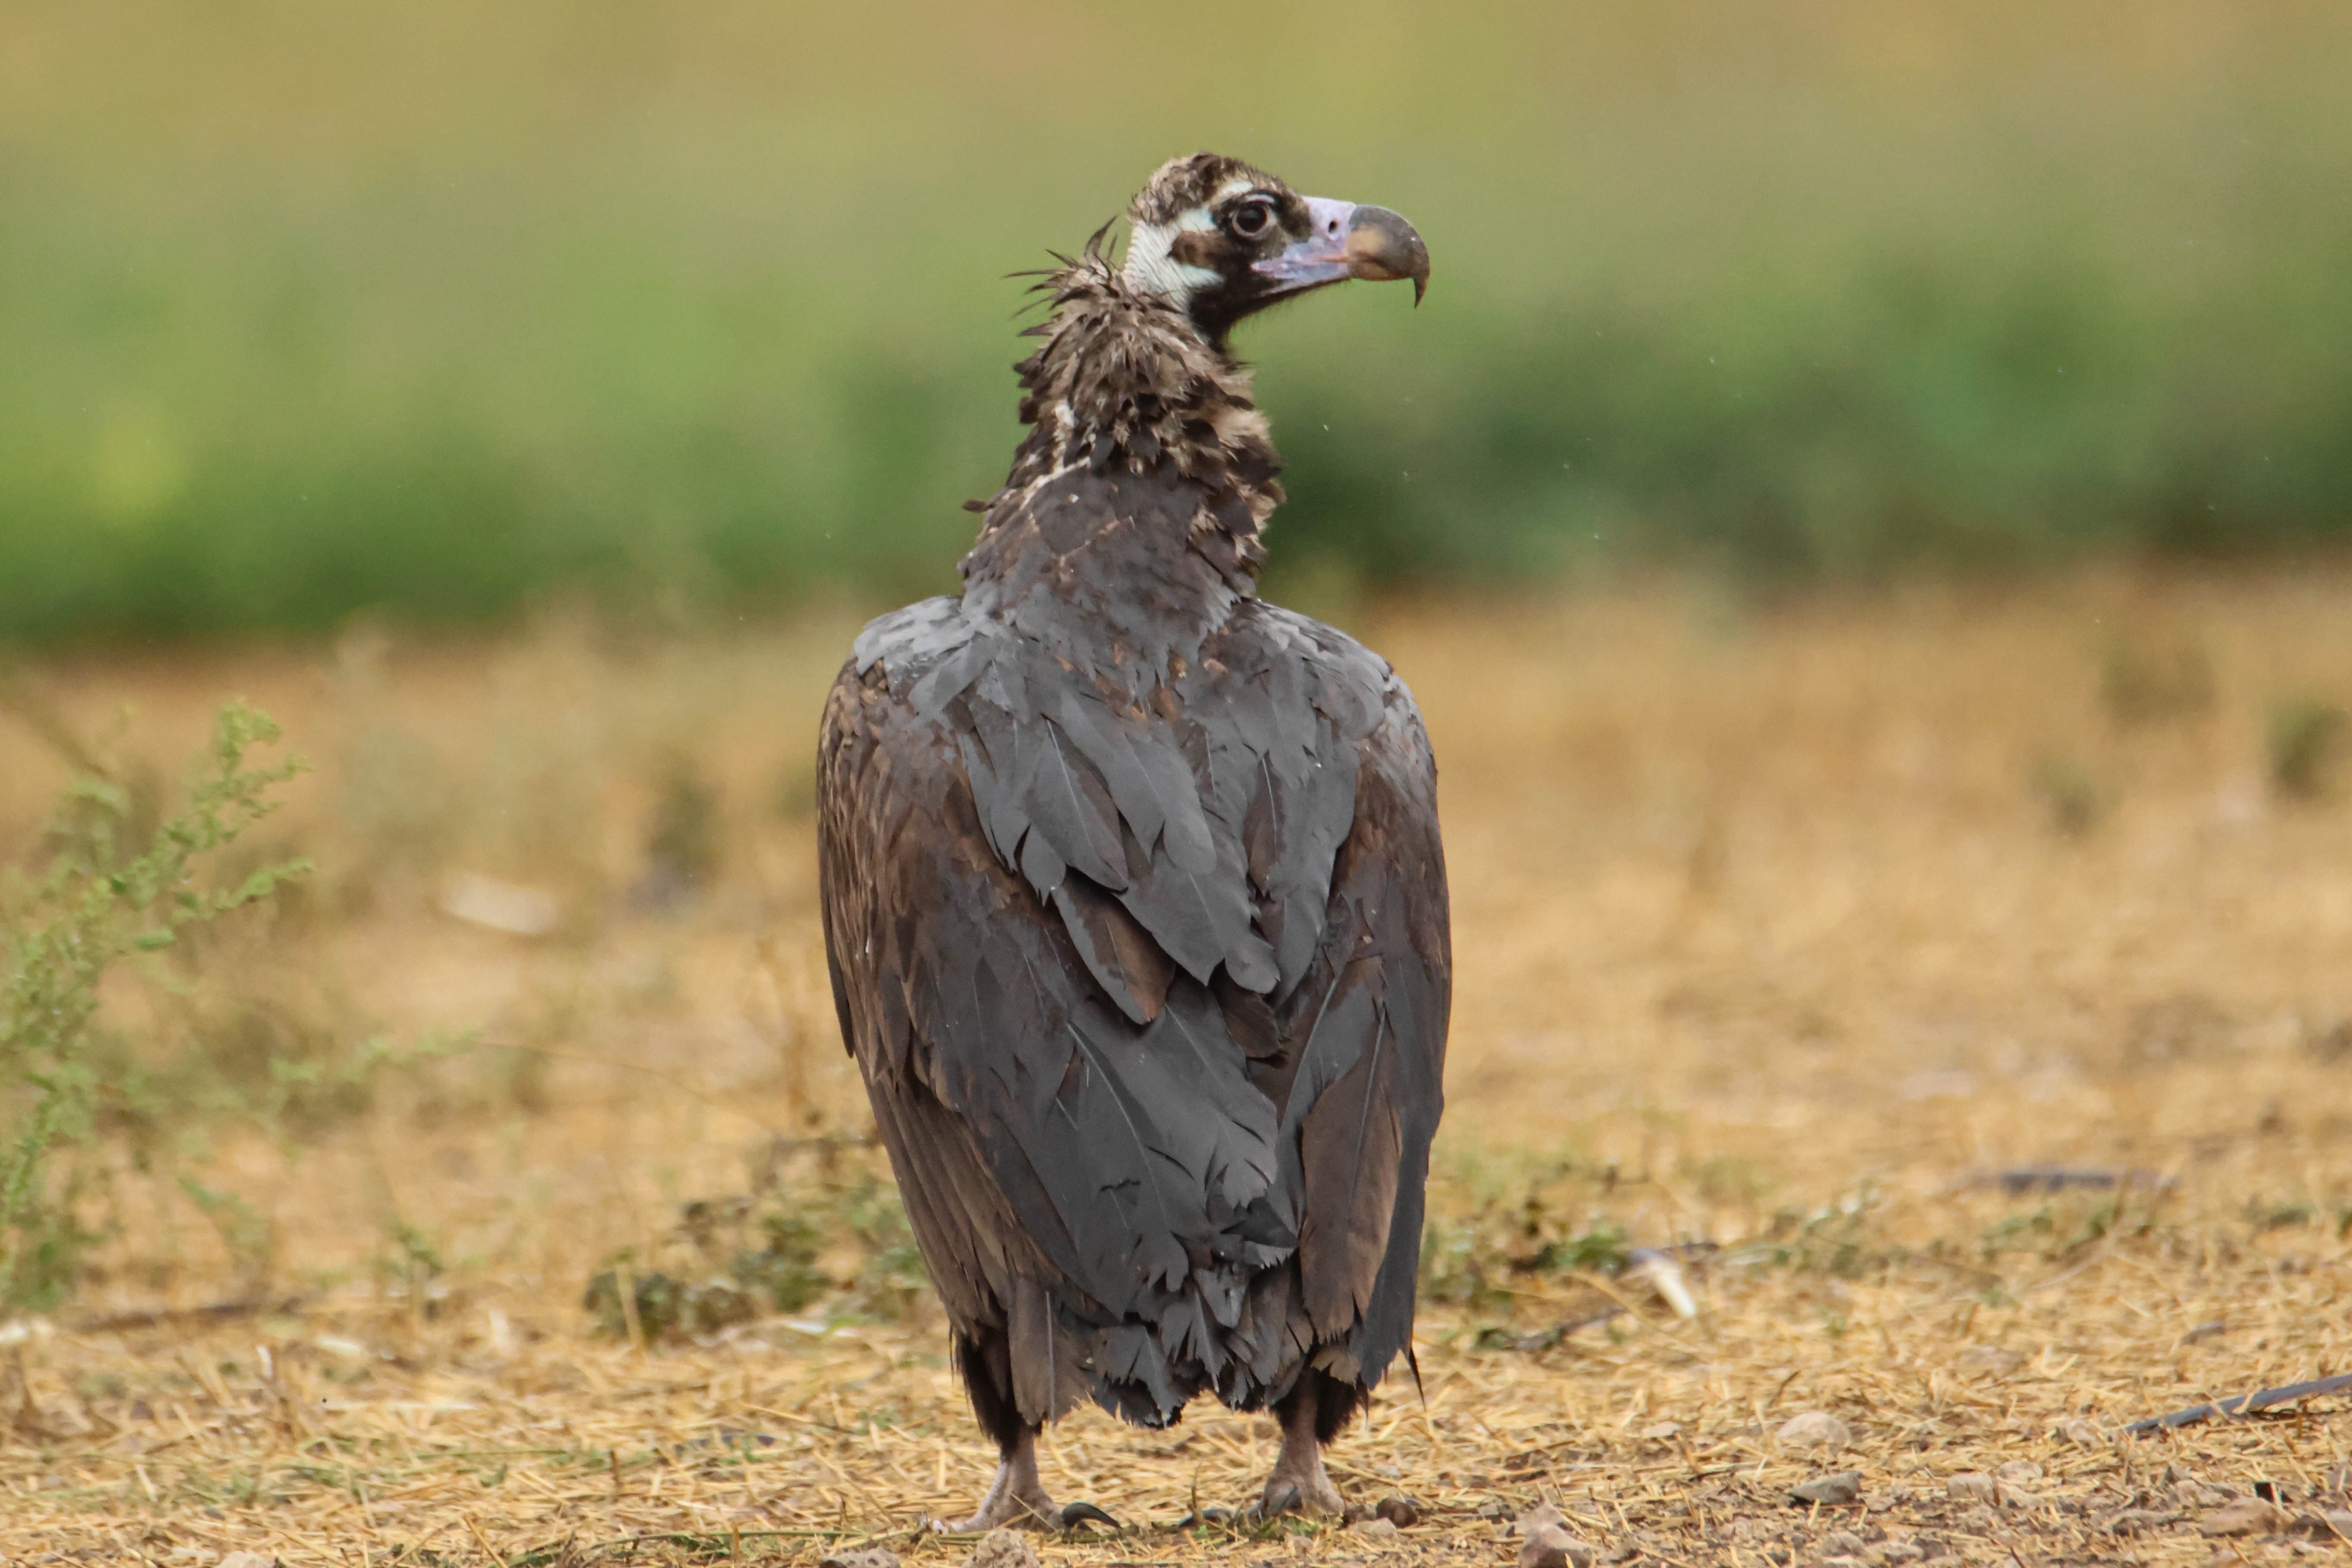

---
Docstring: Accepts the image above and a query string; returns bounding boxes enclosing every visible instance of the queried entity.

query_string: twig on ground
[72,1296,309,1335]
[2126,1372,2352,1434]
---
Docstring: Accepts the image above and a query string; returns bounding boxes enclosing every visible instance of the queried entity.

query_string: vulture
[817,152,1449,1530]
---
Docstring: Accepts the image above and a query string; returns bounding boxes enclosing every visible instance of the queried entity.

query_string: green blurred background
[5,0,2349,643]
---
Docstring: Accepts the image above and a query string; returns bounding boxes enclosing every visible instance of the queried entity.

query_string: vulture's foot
[1256,1440,1346,1518]
[945,1477,1059,1533]
[1256,1464,1346,1519]
[945,1432,1061,1533]
[1258,1384,1348,1518]
[1261,1363,1373,1523]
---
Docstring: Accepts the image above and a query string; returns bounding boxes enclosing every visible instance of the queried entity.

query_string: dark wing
[820,601,1296,1428]
[1273,661,1449,1388]
[820,596,1448,1424]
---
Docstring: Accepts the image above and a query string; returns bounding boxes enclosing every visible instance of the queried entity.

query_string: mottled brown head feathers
[1128,152,1285,227]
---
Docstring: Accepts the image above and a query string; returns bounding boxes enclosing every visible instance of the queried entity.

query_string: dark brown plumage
[817,152,1446,1529]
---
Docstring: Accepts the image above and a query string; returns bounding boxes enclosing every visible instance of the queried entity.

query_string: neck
[959,257,1283,667]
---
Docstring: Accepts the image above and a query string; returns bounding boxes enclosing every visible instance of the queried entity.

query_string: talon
[1059,1500,1120,1530]
[1261,1482,1304,1519]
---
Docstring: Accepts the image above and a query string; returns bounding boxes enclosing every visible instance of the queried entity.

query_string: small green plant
[1520,1218,1633,1276]
[1752,1184,1893,1277]
[1980,1195,2133,1263]
[0,703,306,1312]
[2270,697,2348,800]
[1416,1144,1646,1308]
[1980,1202,2058,1257]
[177,1175,276,1292]
[583,1260,760,1341]
[827,1174,929,1322]
[583,1175,929,1342]
[1419,1216,1504,1309]
[2246,1198,2317,1231]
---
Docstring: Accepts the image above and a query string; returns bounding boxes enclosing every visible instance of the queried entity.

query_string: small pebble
[962,1530,1039,1568]
[2200,1499,2287,1537]
[1349,1518,1400,1537]
[1790,1471,1863,1506]
[1945,1473,1996,1502]
[2058,1417,2102,1447]
[1515,1502,1598,1568]
[1515,1502,1567,1538]
[819,1551,902,1568]
[1520,1543,1596,1568]
[1822,1529,1866,1555]
[1776,1410,1853,1450]
[1994,1459,2043,1485]
[1375,1493,1422,1527]
[2105,1508,2179,1535]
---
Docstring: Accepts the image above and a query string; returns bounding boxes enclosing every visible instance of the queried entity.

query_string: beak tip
[1342,205,1430,306]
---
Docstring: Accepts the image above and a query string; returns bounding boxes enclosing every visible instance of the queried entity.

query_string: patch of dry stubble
[3,568,2349,1563]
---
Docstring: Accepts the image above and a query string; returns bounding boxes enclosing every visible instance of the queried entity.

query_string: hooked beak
[1251,197,1431,305]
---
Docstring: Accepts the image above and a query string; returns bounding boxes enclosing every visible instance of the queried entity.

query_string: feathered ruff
[960,246,1280,599]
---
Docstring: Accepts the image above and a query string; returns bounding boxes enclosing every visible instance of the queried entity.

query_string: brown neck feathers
[959,255,1284,623]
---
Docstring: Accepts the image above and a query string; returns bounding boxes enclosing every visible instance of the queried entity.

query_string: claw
[1059,1500,1119,1531]
[1260,1482,1304,1520]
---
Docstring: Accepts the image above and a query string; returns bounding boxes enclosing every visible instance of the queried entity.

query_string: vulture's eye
[1226,200,1274,240]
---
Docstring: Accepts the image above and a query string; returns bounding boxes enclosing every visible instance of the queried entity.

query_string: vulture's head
[1121,152,1429,350]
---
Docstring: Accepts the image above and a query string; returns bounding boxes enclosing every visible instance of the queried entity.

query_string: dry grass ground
[3,566,2350,1565]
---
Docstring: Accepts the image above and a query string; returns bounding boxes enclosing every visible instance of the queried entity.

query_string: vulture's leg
[949,1330,1059,1531]
[953,1425,1061,1532]
[1258,1368,1357,1517]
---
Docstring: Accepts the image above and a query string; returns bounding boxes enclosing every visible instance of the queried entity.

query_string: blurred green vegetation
[0,704,306,1310]
[4,1,2350,641]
